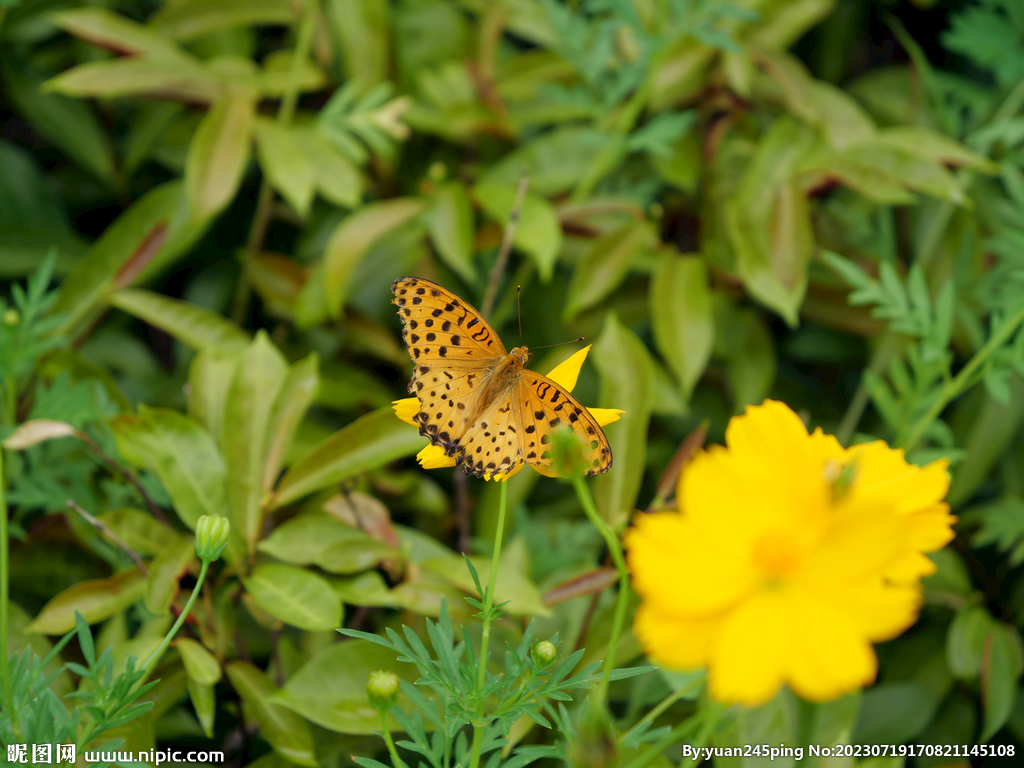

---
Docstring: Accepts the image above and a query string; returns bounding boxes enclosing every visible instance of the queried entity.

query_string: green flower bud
[367,670,400,711]
[550,426,590,479]
[533,640,557,667]
[427,161,447,182]
[3,308,19,326]
[194,515,230,562]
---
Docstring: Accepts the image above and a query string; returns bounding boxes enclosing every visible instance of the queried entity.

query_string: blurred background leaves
[3,0,1024,764]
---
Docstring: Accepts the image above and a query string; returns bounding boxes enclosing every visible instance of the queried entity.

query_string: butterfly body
[391,276,612,478]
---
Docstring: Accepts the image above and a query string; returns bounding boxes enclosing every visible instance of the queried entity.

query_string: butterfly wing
[452,394,523,478]
[512,371,612,476]
[392,276,507,457]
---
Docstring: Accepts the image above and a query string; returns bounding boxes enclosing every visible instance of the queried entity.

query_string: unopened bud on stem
[194,515,230,562]
[367,670,400,712]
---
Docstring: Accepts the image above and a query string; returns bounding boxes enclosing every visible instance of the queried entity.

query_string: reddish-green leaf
[29,570,145,634]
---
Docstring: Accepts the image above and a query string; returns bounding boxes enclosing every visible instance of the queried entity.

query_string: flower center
[752,530,802,580]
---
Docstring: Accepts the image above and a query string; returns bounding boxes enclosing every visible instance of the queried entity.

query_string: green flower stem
[835,330,904,446]
[380,709,408,768]
[620,701,727,768]
[141,559,210,673]
[618,672,706,746]
[230,0,319,323]
[901,300,1024,451]
[468,479,509,768]
[0,444,16,739]
[571,476,630,708]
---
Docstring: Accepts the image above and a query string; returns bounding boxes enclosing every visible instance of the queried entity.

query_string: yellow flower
[625,400,956,706]
[393,345,623,481]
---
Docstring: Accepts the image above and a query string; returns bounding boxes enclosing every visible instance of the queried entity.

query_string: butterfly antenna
[530,336,585,351]
[481,168,529,318]
[517,285,523,344]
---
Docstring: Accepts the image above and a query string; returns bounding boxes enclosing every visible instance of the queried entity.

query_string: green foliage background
[2,0,1024,765]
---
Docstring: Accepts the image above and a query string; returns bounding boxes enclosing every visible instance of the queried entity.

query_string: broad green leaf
[0,141,88,267]
[592,313,654,528]
[272,407,425,508]
[257,513,394,574]
[422,539,549,617]
[2,65,115,183]
[324,0,390,88]
[108,288,250,353]
[277,639,420,734]
[474,181,562,281]
[98,508,176,557]
[948,377,1024,507]
[746,0,836,50]
[185,93,256,222]
[710,689,796,762]
[725,116,817,326]
[563,219,656,320]
[176,637,222,685]
[243,563,342,631]
[948,605,993,679]
[110,405,228,531]
[829,142,965,204]
[650,254,714,399]
[50,8,187,59]
[922,549,973,600]
[981,622,1024,741]
[425,181,476,283]
[714,295,777,410]
[188,678,216,739]
[263,354,319,492]
[187,350,241,445]
[253,119,315,218]
[29,570,145,634]
[876,125,999,174]
[331,571,399,607]
[151,0,296,41]
[144,534,196,615]
[322,198,427,317]
[304,128,364,209]
[44,57,223,103]
[51,181,209,335]
[222,332,288,550]
[797,149,916,205]
[478,126,609,196]
[852,682,936,745]
[226,661,317,766]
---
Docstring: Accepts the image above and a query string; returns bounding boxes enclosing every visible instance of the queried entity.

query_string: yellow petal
[587,407,625,426]
[816,578,922,642]
[634,603,722,669]
[393,398,421,426]
[417,444,455,469]
[783,590,877,702]
[626,512,758,618]
[544,345,591,391]
[708,591,788,706]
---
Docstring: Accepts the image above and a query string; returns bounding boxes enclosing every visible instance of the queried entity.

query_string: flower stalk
[468,479,509,768]
[572,476,630,708]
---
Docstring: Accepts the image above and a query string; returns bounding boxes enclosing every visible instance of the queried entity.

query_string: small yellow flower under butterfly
[626,400,956,706]
[394,344,623,480]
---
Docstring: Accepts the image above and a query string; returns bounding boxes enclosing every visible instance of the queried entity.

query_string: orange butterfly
[391,276,614,478]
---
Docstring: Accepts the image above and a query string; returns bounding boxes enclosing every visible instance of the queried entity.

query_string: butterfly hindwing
[514,372,612,476]
[455,396,522,478]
